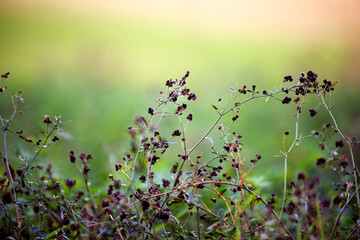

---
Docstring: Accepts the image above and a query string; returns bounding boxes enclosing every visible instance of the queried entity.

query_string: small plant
[0,70,359,239]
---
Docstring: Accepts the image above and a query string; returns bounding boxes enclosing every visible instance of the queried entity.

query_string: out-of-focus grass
[0,3,359,192]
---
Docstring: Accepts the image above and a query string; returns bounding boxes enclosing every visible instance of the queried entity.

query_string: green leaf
[211,104,218,110]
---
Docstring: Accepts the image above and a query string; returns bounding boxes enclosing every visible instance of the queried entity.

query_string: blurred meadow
[1,0,360,192]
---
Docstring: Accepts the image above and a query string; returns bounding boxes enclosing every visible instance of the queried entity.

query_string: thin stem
[330,184,360,239]
[244,186,295,240]
[279,94,306,220]
[188,84,302,157]
[0,97,21,230]
[196,207,201,240]
[130,136,143,191]
[344,226,359,240]
[320,94,360,214]
[24,121,58,173]
[83,171,97,215]
[2,129,20,229]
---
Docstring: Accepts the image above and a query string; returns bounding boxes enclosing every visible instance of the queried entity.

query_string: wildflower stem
[196,207,201,240]
[0,97,21,231]
[320,94,360,214]
[330,184,360,239]
[24,121,58,173]
[244,186,295,240]
[279,94,306,220]
[130,136,143,191]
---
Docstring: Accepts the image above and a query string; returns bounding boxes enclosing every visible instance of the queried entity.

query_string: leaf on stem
[19,135,33,143]
[211,104,218,110]
[140,116,149,128]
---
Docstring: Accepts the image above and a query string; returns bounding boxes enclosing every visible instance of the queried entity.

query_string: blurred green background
[1,0,359,194]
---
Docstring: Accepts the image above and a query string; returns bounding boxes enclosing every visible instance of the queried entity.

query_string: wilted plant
[0,70,358,239]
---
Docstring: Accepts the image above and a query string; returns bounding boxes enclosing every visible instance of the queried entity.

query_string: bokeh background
[1,0,360,193]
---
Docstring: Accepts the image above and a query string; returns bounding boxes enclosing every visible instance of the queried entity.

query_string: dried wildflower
[309,108,317,117]
[165,79,175,87]
[1,72,10,79]
[172,130,181,137]
[141,200,150,211]
[200,213,207,220]
[316,157,326,167]
[175,103,187,115]
[16,168,23,177]
[297,172,306,180]
[322,123,331,131]
[283,75,293,82]
[79,152,86,162]
[319,199,330,208]
[114,180,121,189]
[335,140,344,148]
[238,85,247,94]
[83,166,90,175]
[186,113,193,121]
[139,175,146,183]
[169,90,178,102]
[44,115,52,124]
[109,174,114,181]
[282,96,292,104]
[250,159,258,164]
[181,88,190,95]
[187,93,197,100]
[307,71,317,82]
[148,107,154,115]
[339,160,348,168]
[287,201,296,215]
[107,184,114,195]
[52,136,59,142]
[75,190,84,202]
[282,88,289,94]
[115,164,122,171]
[65,179,76,189]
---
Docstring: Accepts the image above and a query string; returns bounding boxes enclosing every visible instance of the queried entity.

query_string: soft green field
[0,2,359,195]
